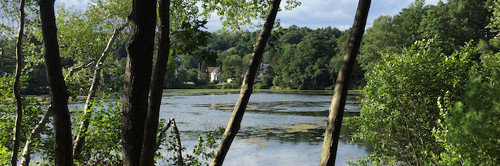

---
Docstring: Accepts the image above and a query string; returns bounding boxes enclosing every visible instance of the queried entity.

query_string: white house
[207,67,221,83]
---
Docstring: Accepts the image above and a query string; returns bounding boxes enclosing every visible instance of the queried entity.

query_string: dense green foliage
[348,39,479,164]
[434,53,500,165]
[358,0,494,72]
[0,74,51,164]
[347,0,499,165]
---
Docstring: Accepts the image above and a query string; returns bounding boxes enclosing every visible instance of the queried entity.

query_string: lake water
[156,90,369,165]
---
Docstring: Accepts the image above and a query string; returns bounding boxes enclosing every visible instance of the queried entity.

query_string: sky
[56,0,442,31]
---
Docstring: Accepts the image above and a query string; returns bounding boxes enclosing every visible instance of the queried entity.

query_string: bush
[434,53,500,165]
[253,82,269,89]
[348,38,478,165]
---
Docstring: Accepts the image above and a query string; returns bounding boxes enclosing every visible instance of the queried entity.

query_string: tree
[210,0,281,165]
[348,39,478,165]
[433,53,499,165]
[221,54,243,81]
[73,24,125,159]
[121,0,157,165]
[39,0,73,165]
[320,0,371,165]
[140,0,170,163]
[11,0,25,165]
[358,16,397,71]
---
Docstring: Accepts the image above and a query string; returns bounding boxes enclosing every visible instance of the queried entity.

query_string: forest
[0,0,499,165]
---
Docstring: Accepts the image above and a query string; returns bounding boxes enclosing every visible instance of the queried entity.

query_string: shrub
[348,38,478,165]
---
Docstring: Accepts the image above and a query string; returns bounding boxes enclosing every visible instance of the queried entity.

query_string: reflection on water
[159,90,369,165]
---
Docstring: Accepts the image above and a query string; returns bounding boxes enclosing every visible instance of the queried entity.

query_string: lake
[156,90,369,165]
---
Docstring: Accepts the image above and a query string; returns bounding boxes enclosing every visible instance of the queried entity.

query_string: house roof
[207,67,220,73]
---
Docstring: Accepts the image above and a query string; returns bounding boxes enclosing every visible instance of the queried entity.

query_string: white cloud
[62,0,444,31]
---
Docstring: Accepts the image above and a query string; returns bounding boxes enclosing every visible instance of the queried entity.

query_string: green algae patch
[245,138,268,150]
[284,124,319,133]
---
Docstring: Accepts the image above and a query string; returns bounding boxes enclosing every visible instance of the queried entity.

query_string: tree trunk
[19,107,53,166]
[139,0,170,164]
[11,0,25,165]
[121,0,157,165]
[319,0,371,165]
[210,1,281,165]
[20,68,73,165]
[39,0,74,165]
[73,25,125,159]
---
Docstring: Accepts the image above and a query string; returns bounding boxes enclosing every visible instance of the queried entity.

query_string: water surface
[158,90,368,165]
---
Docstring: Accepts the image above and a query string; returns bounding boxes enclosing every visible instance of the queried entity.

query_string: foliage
[221,54,243,81]
[159,127,225,165]
[0,74,51,164]
[200,0,300,32]
[0,145,9,165]
[487,0,500,32]
[434,53,500,165]
[73,94,123,165]
[348,38,478,165]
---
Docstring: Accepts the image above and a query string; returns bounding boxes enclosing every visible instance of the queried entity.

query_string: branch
[170,118,183,166]
[19,106,54,166]
[73,23,126,159]
[64,60,95,80]
[156,119,172,150]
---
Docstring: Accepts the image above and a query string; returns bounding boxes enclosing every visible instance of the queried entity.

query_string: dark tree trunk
[11,0,25,165]
[39,0,74,165]
[210,0,281,165]
[121,0,157,165]
[139,0,170,165]
[319,0,371,165]
[73,25,125,159]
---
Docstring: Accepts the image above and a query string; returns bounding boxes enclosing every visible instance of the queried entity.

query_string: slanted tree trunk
[11,0,25,165]
[39,0,74,165]
[19,107,53,166]
[121,0,157,165]
[210,0,281,165]
[139,0,170,165]
[319,0,371,165]
[73,24,125,159]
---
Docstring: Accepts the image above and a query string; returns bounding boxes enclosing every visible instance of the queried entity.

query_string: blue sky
[57,0,442,31]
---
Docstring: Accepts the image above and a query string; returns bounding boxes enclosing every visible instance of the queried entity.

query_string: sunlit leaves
[348,38,479,164]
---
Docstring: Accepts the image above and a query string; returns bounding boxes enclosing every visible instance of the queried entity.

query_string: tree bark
[139,0,170,165]
[73,24,125,159]
[210,1,281,165]
[319,0,371,165]
[11,0,25,165]
[19,107,53,166]
[39,0,74,165]
[121,0,157,165]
